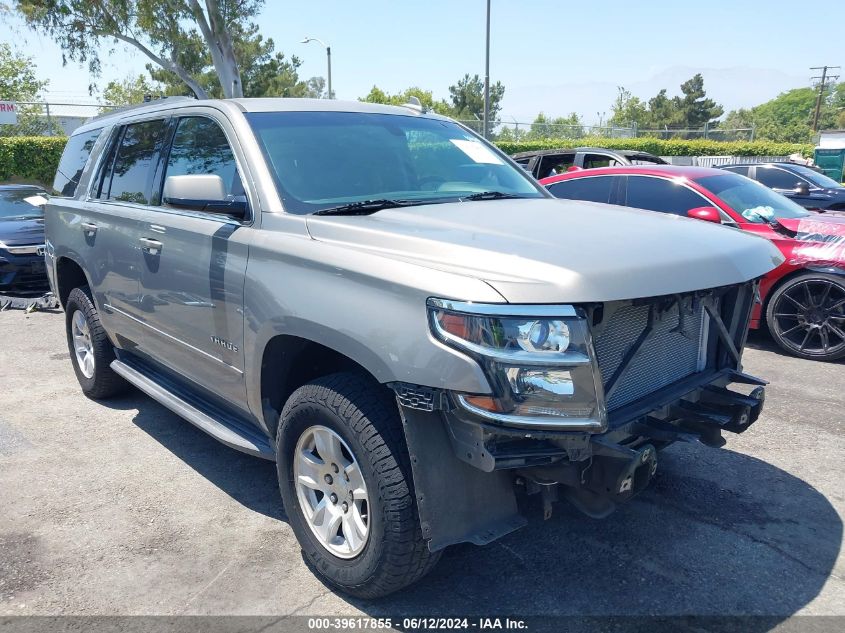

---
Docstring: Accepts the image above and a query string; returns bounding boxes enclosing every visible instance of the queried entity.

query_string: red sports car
[540,165,845,361]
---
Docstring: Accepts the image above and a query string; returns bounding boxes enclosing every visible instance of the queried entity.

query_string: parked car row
[540,165,845,361]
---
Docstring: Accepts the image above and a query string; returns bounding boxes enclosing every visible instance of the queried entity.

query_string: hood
[776,216,845,266]
[306,198,784,303]
[0,216,45,247]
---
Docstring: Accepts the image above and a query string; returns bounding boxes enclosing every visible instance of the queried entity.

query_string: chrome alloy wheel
[71,309,95,378]
[772,279,845,358]
[294,425,370,558]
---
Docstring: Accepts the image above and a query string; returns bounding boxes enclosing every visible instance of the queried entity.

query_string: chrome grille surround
[592,295,711,411]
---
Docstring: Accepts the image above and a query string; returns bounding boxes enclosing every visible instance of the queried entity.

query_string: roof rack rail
[86,95,197,122]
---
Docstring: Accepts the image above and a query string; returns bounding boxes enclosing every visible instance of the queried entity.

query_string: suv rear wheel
[766,272,845,361]
[276,372,440,598]
[65,286,129,399]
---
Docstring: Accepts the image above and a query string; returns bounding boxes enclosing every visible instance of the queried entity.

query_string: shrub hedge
[495,136,814,158]
[0,135,816,186]
[0,136,68,187]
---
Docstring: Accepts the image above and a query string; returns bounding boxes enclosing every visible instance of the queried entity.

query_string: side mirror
[687,206,722,224]
[163,174,247,218]
[794,181,810,196]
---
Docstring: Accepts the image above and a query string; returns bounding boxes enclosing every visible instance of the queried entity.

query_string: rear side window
[52,128,101,197]
[538,153,576,177]
[163,117,243,198]
[722,165,749,177]
[625,176,707,215]
[756,166,803,190]
[98,119,168,204]
[546,176,615,203]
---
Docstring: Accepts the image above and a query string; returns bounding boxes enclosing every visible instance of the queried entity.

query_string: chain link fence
[0,101,117,137]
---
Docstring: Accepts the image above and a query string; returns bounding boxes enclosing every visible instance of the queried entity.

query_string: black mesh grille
[593,299,709,411]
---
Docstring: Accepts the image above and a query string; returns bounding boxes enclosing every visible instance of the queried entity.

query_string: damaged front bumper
[395,281,767,551]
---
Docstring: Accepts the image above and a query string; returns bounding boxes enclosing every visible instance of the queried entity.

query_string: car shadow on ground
[113,390,841,624]
[745,329,845,364]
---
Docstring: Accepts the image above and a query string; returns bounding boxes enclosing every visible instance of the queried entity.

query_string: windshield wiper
[312,199,411,216]
[461,191,528,201]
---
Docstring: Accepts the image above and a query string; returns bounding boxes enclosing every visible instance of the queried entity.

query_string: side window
[583,153,622,169]
[756,166,802,190]
[625,176,708,216]
[99,119,168,204]
[539,153,576,177]
[52,128,102,197]
[163,116,242,200]
[722,165,749,177]
[546,176,615,204]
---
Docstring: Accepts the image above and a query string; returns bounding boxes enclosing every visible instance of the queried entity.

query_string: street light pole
[483,0,491,139]
[302,37,333,99]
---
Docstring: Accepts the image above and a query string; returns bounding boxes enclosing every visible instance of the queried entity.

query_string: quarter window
[52,128,101,197]
[625,176,708,216]
[163,117,243,199]
[99,119,168,204]
[546,176,615,203]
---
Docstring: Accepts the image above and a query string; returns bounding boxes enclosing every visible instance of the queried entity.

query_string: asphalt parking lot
[0,309,843,622]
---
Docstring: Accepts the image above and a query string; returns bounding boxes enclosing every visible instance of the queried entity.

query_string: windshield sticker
[23,195,48,207]
[449,139,504,165]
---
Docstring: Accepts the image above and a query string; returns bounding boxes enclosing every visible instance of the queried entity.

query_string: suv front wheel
[276,372,440,598]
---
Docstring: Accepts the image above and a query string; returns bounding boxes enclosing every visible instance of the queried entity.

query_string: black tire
[766,272,845,362]
[276,372,440,598]
[65,286,129,399]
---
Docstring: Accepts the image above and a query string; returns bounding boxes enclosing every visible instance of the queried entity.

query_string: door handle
[81,222,98,236]
[139,237,163,255]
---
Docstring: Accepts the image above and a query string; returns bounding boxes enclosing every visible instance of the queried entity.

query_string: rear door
[82,118,170,340]
[131,112,254,408]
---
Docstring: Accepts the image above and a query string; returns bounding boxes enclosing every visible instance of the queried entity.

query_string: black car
[512,146,668,179]
[719,162,845,212]
[0,185,50,295]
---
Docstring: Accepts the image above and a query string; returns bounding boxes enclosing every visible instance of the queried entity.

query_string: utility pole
[483,0,491,139]
[811,65,840,132]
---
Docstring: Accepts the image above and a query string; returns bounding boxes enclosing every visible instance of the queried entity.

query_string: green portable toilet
[814,131,845,183]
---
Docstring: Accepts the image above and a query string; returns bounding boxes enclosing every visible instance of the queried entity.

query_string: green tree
[671,73,724,128]
[721,87,821,142]
[447,73,505,123]
[102,75,163,109]
[609,86,649,128]
[0,42,55,136]
[13,0,266,99]
[360,85,451,114]
[526,112,583,139]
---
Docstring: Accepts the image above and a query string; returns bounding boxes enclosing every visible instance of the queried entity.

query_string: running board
[110,359,275,461]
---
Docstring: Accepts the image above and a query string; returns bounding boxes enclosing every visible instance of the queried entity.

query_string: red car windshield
[695,173,811,223]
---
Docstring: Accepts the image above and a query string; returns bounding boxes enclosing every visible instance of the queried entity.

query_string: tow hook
[584,440,658,504]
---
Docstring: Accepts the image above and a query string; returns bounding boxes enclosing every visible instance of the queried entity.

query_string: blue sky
[2,0,843,123]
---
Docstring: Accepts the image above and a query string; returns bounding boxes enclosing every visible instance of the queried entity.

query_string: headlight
[427,298,606,431]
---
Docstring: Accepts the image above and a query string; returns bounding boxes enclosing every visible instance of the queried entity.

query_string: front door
[132,114,252,409]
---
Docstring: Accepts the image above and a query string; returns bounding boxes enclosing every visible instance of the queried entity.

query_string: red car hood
[775,216,845,265]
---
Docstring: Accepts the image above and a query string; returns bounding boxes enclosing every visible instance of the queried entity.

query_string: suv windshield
[789,164,843,189]
[246,111,543,214]
[695,173,811,223]
[0,189,47,220]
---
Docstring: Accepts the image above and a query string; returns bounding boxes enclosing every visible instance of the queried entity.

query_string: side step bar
[111,359,275,461]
